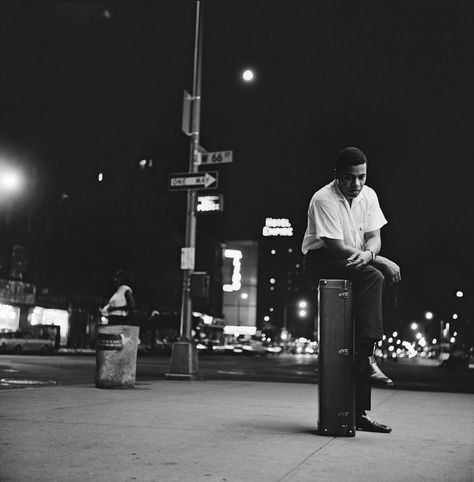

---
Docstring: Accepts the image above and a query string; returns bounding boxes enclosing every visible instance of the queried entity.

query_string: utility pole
[166,1,203,380]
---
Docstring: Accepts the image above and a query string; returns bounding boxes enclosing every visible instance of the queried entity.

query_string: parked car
[0,331,55,354]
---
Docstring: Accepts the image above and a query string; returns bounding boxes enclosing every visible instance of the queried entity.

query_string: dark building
[257,217,313,340]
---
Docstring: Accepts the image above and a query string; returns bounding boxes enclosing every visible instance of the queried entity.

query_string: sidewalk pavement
[1,380,473,482]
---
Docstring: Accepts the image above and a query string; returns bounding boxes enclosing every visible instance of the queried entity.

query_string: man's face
[337,163,367,200]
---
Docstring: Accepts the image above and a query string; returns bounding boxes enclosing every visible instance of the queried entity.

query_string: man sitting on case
[302,146,401,433]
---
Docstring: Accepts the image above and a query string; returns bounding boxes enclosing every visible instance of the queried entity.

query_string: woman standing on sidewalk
[101,269,136,325]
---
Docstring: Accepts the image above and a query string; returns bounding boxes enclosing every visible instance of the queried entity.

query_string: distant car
[0,331,55,354]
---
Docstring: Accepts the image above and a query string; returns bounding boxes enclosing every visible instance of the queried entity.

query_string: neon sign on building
[262,217,293,237]
[222,249,242,292]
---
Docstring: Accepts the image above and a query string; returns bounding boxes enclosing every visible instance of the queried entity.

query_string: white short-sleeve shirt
[301,180,387,254]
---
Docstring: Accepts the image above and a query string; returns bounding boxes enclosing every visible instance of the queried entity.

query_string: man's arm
[372,255,401,284]
[321,238,372,270]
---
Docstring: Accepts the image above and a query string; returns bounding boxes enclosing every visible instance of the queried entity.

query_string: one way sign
[168,171,218,191]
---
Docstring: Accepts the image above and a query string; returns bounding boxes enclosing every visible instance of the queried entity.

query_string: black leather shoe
[356,357,394,387]
[356,415,392,433]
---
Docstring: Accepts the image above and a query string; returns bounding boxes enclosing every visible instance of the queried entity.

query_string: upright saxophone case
[317,279,355,437]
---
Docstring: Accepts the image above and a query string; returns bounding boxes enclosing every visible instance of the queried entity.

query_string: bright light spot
[453,331,458,337]
[263,316,270,322]
[425,311,434,320]
[269,278,276,284]
[432,338,437,344]
[419,338,426,347]
[450,336,456,343]
[411,322,418,330]
[388,337,393,343]
[271,249,276,255]
[382,335,387,340]
[396,339,401,345]
[298,301,308,309]
[139,159,147,169]
[377,341,383,347]
[98,172,104,182]
[452,313,458,320]
[0,169,23,193]
[392,331,398,337]
[240,292,248,300]
[416,332,422,340]
[456,291,464,298]
[388,345,394,351]
[298,309,307,318]
[242,69,255,82]
[269,307,274,312]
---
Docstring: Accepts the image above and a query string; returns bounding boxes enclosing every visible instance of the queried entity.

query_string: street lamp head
[424,311,434,320]
[298,300,308,309]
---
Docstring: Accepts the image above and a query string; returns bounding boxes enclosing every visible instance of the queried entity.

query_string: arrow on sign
[169,171,218,190]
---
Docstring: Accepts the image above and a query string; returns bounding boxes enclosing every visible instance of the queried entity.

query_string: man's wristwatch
[366,249,375,261]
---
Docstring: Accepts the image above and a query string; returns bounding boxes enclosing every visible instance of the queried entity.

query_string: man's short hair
[335,147,367,174]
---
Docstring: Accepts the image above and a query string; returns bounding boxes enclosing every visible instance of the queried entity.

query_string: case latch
[338,348,350,356]
[338,291,349,299]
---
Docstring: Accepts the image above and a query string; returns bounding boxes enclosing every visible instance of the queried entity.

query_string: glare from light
[298,309,307,318]
[425,311,433,320]
[416,332,422,340]
[271,249,276,255]
[392,331,398,338]
[453,331,458,337]
[263,316,270,322]
[450,336,456,343]
[452,313,458,320]
[456,291,463,298]
[98,172,104,182]
[432,338,437,344]
[242,69,255,82]
[240,292,248,300]
[0,169,23,193]
[388,337,393,343]
[269,278,276,284]
[298,300,308,309]
[411,322,418,330]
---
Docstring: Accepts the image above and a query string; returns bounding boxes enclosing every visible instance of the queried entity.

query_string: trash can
[95,325,139,389]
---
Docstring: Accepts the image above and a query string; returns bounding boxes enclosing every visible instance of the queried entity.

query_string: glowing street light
[456,290,464,298]
[425,311,434,320]
[411,322,418,330]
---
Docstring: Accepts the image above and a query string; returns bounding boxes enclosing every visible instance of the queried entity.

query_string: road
[1,352,473,392]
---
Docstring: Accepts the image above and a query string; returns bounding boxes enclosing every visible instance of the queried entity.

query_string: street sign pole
[166,0,203,380]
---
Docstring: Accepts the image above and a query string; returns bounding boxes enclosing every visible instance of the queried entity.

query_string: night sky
[1,1,473,321]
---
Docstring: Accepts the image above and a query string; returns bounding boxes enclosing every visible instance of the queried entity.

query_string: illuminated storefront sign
[262,217,293,237]
[223,325,257,336]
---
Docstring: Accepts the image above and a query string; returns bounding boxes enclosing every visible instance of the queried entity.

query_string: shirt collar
[332,180,366,203]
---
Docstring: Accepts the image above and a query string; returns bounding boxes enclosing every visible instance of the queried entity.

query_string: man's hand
[345,251,372,270]
[373,255,401,284]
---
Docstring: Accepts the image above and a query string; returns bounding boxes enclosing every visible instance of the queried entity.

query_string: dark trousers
[304,249,386,413]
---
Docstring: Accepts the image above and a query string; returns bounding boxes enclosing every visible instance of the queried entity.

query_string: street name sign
[198,150,233,165]
[169,171,218,191]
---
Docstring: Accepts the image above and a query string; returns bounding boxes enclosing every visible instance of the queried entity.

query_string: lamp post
[166,1,203,379]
